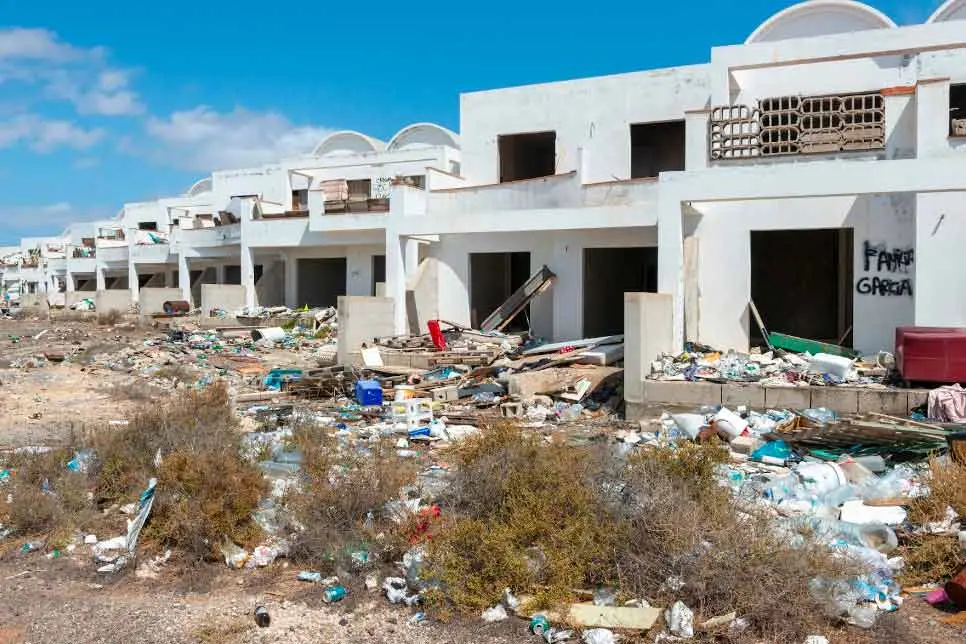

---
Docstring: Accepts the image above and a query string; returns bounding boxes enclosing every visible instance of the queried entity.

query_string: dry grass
[898,533,966,586]
[90,383,267,562]
[287,421,419,570]
[423,426,862,643]
[96,309,124,326]
[192,616,250,644]
[907,456,966,525]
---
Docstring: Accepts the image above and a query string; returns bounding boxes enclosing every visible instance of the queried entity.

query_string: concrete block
[764,386,811,410]
[907,389,929,414]
[95,289,132,314]
[857,389,908,416]
[200,284,245,317]
[138,287,183,317]
[642,381,722,406]
[500,402,523,418]
[722,383,764,408]
[623,293,674,405]
[337,296,396,366]
[808,387,859,416]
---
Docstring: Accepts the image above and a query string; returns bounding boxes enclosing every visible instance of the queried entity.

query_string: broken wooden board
[521,335,624,357]
[577,344,624,366]
[566,603,662,630]
[507,366,620,399]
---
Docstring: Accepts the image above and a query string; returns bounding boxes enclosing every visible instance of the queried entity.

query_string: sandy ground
[1,317,966,644]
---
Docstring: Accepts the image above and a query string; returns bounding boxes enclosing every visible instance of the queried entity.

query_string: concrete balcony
[46,257,66,272]
[131,243,173,264]
[97,244,129,265]
[180,223,242,248]
[68,257,96,274]
[19,266,45,282]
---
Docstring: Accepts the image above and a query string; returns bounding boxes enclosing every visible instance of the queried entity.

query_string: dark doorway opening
[224,265,241,285]
[470,252,531,331]
[297,257,347,308]
[138,274,153,288]
[951,84,966,136]
[750,228,854,347]
[583,247,658,337]
[630,121,686,179]
[498,132,555,183]
[372,255,386,296]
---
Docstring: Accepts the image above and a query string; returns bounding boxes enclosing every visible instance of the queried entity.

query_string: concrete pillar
[346,248,371,296]
[385,228,407,335]
[623,293,674,406]
[284,253,298,308]
[657,190,685,349]
[128,261,139,303]
[884,87,916,160]
[241,246,256,309]
[916,78,951,159]
[216,264,227,285]
[65,269,74,292]
[685,109,711,170]
[95,265,106,291]
[404,239,419,283]
[178,253,190,303]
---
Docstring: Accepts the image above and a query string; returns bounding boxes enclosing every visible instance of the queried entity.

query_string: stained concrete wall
[65,291,92,307]
[95,289,132,314]
[201,284,245,317]
[139,288,184,317]
[337,296,396,365]
[20,293,48,313]
[623,293,674,417]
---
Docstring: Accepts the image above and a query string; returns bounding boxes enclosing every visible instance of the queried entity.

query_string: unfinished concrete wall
[95,289,132,314]
[624,292,674,420]
[139,287,184,317]
[337,296,396,365]
[407,256,441,335]
[201,284,245,317]
[255,261,284,307]
[20,293,49,313]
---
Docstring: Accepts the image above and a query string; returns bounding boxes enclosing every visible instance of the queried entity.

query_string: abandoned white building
[6,0,966,359]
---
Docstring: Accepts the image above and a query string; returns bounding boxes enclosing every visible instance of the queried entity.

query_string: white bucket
[251,327,287,342]
[796,462,848,497]
[713,407,749,441]
[394,385,416,401]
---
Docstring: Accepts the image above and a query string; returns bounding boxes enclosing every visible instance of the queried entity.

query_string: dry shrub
[427,424,620,612]
[897,533,966,586]
[1,447,95,545]
[906,456,966,525]
[616,442,861,643]
[90,382,267,562]
[287,421,418,569]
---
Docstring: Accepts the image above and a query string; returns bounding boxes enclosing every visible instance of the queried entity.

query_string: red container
[896,326,966,383]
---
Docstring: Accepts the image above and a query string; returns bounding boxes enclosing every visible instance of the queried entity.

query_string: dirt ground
[2,317,966,644]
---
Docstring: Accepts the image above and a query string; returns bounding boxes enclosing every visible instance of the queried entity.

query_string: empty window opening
[750,229,853,348]
[372,254,386,296]
[630,121,686,179]
[224,265,241,285]
[470,252,531,331]
[498,132,555,183]
[137,274,154,288]
[583,247,658,337]
[297,257,347,308]
[291,189,309,211]
[138,221,158,231]
[254,265,264,284]
[399,175,426,189]
[951,84,966,136]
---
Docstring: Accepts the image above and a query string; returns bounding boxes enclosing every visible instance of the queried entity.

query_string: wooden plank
[567,603,662,630]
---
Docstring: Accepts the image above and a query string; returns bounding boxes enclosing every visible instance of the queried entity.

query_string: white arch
[387,122,460,151]
[746,0,896,44]
[186,177,212,196]
[928,0,966,22]
[311,130,385,157]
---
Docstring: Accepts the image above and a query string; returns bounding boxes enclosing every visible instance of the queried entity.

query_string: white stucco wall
[692,193,915,355]
[459,65,711,186]
[427,227,657,341]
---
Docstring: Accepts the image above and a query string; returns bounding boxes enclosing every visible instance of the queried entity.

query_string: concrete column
[241,246,256,309]
[65,269,74,292]
[884,87,916,160]
[95,265,106,291]
[657,190,685,349]
[346,248,371,296]
[284,253,298,308]
[623,293,674,406]
[916,78,951,159]
[685,109,711,170]
[128,261,139,303]
[404,239,420,283]
[385,227,408,335]
[551,238,576,341]
[178,253,190,303]
[216,263,227,285]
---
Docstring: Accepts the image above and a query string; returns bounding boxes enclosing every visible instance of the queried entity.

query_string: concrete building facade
[6,0,966,356]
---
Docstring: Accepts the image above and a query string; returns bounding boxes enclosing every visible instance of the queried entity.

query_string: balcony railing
[72,248,96,259]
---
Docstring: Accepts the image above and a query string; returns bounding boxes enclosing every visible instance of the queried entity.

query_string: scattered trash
[665,601,694,639]
[254,605,271,628]
[482,604,508,622]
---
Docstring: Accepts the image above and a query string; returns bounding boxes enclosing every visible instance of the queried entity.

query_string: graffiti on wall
[856,240,913,297]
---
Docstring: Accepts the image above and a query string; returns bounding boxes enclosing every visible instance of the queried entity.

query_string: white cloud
[0,27,141,117]
[0,28,101,63]
[0,114,104,152]
[0,201,111,243]
[142,106,332,171]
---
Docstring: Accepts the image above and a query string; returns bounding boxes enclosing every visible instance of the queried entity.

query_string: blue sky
[0,0,943,244]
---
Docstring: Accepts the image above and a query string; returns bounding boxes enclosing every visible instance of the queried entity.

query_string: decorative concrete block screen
[710,92,884,160]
